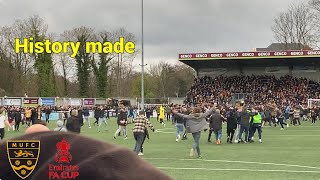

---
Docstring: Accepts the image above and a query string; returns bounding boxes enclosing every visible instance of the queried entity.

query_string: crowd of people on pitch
[0,105,125,133]
[0,106,53,132]
[173,102,319,140]
[184,75,320,106]
[169,101,320,158]
[1,100,319,159]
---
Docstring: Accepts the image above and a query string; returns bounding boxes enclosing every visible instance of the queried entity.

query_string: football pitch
[4,118,320,180]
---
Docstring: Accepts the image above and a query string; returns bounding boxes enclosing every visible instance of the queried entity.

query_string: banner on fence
[83,98,95,106]
[23,98,39,107]
[70,98,82,106]
[95,99,107,105]
[41,98,55,105]
[4,98,22,106]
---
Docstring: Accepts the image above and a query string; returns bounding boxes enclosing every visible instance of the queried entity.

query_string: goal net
[307,99,320,108]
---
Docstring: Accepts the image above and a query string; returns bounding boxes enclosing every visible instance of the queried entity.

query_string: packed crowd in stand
[185,75,320,106]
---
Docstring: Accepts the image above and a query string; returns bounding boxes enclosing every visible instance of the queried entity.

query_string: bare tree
[309,0,320,48]
[271,3,317,49]
[55,31,78,96]
[0,20,35,95]
[147,61,176,97]
[309,0,320,12]
[110,28,137,97]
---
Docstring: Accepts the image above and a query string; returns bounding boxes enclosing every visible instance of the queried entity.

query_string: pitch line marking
[155,129,320,136]
[157,167,320,173]
[145,157,320,170]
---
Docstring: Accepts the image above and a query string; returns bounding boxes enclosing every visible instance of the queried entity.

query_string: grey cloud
[0,0,302,66]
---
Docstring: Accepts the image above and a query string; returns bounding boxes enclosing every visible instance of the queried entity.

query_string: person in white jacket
[0,107,11,140]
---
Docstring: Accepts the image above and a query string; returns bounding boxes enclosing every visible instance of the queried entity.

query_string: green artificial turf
[4,118,320,180]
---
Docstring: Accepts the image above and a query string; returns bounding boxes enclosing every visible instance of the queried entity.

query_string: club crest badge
[7,140,40,179]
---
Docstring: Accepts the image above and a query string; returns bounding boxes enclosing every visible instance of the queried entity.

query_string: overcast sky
[0,0,304,68]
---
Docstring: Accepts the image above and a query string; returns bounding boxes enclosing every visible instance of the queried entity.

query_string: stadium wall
[198,66,320,82]
[0,97,185,107]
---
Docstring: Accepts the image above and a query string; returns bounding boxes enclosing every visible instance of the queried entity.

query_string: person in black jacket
[31,107,37,125]
[208,109,224,144]
[263,108,272,127]
[237,106,256,143]
[78,108,84,127]
[146,106,152,120]
[97,106,108,132]
[66,109,81,133]
[7,108,15,131]
[45,107,51,123]
[93,106,99,126]
[14,107,22,131]
[226,107,237,143]
[114,107,128,139]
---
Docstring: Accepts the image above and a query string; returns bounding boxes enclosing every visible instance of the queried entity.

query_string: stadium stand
[179,47,320,106]
[184,75,320,106]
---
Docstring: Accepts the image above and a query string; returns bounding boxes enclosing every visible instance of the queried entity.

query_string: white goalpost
[307,99,320,108]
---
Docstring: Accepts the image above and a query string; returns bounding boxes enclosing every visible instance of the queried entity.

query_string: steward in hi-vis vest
[249,108,263,143]
[253,112,262,124]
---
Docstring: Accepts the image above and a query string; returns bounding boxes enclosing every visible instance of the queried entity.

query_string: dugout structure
[179,50,320,103]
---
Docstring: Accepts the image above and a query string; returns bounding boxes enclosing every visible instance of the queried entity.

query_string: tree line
[0,15,195,98]
[271,0,320,49]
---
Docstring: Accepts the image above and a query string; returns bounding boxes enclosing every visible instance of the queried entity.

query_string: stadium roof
[178,50,320,69]
[255,43,312,51]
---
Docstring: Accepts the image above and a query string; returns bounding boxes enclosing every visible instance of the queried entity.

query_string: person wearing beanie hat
[54,120,68,132]
[0,131,172,180]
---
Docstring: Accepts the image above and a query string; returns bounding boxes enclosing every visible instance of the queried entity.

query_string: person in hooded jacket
[54,120,68,132]
[173,105,215,159]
